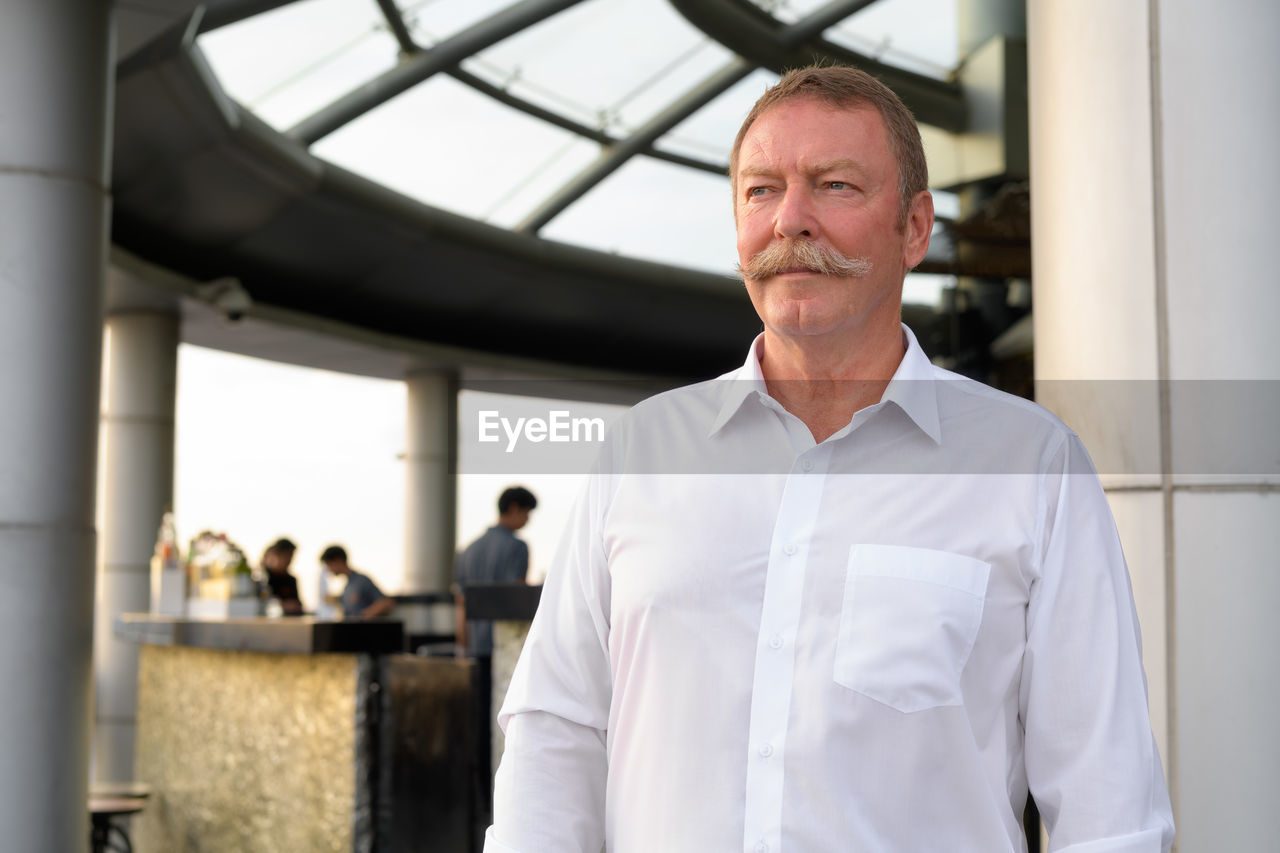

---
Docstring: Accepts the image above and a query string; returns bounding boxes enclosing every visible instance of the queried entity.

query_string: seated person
[260,537,303,615]
[320,545,394,621]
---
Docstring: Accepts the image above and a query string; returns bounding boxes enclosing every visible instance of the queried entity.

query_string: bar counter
[118,615,474,853]
[116,613,405,654]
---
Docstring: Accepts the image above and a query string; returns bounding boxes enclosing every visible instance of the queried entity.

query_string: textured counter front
[118,616,473,853]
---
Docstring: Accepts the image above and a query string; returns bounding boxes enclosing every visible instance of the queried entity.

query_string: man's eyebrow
[810,158,869,176]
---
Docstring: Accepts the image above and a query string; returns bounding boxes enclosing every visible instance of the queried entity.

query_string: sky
[167,0,962,607]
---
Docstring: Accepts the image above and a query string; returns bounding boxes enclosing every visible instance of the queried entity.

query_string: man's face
[733,98,932,346]
[508,507,531,531]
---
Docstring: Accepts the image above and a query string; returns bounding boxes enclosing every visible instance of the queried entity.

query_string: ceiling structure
[111,0,1029,383]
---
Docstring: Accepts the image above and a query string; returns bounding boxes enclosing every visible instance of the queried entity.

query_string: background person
[454,485,538,819]
[259,537,303,615]
[454,486,537,657]
[319,544,393,621]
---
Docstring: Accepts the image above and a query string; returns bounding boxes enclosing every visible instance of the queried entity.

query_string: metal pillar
[0,0,114,848]
[1029,1,1279,849]
[94,292,179,784]
[404,371,458,594]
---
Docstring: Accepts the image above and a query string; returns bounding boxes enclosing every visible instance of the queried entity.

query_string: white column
[95,300,179,784]
[404,371,458,594]
[0,0,114,848]
[1028,1,1279,849]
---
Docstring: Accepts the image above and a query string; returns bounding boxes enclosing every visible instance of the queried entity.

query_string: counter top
[116,614,404,654]
[461,583,542,621]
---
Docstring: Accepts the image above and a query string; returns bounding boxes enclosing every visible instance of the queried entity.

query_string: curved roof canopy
[112,0,1004,381]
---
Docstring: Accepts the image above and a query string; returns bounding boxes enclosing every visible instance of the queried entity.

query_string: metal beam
[667,0,966,131]
[781,0,878,45]
[374,0,419,56]
[516,58,752,235]
[446,67,727,177]
[198,0,305,32]
[287,0,585,145]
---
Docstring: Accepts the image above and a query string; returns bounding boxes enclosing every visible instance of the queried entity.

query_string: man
[487,67,1174,853]
[319,545,394,621]
[454,485,538,657]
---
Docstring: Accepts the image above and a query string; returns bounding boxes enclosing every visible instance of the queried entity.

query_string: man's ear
[902,190,934,269]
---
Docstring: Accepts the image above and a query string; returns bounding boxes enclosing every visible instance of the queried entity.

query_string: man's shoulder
[924,365,1082,470]
[931,364,1070,432]
[615,375,733,434]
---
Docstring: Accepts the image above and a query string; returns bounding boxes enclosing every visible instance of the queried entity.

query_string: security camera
[197,277,252,323]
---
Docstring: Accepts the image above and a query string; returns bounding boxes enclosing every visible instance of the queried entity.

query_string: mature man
[487,67,1174,853]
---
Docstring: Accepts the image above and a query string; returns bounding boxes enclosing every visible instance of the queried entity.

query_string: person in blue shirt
[319,544,394,621]
[455,486,537,656]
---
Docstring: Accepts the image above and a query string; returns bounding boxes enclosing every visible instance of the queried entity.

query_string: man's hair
[320,544,347,563]
[270,537,297,553]
[498,486,537,515]
[730,65,929,227]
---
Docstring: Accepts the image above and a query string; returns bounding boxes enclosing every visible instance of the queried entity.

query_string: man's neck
[758,322,906,443]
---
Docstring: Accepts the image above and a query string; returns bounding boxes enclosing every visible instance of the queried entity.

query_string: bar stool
[88,795,145,853]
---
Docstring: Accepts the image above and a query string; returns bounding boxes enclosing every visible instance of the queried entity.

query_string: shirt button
[768,634,784,650]
[783,543,797,556]
[759,743,773,758]
[755,842,769,853]
[801,458,814,471]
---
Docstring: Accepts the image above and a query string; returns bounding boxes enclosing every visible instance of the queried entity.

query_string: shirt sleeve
[486,473,614,853]
[1021,434,1175,852]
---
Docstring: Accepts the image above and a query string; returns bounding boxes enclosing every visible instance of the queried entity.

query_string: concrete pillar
[0,0,115,848]
[404,371,458,593]
[1028,1,1279,849]
[94,295,179,784]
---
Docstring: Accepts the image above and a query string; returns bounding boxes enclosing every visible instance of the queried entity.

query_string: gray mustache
[738,239,873,280]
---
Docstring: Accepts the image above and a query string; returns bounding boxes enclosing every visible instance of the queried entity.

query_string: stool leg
[107,822,134,853]
[89,818,109,853]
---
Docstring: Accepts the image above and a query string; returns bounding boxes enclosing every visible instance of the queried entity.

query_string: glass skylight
[195,0,967,271]
[539,155,737,276]
[198,0,400,131]
[469,0,730,134]
[824,0,958,81]
[400,0,526,45]
[745,0,958,82]
[312,74,604,225]
[655,68,780,165]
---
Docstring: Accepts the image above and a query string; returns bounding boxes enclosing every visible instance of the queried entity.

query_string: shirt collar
[708,323,942,445]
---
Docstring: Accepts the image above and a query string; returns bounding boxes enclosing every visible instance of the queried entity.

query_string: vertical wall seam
[1147,0,1178,834]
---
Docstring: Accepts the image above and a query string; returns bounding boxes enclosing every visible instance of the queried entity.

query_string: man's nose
[773,187,817,240]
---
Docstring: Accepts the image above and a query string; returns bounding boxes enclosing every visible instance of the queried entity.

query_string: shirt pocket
[834,544,991,713]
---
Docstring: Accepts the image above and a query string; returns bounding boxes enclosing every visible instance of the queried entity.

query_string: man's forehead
[736,101,888,170]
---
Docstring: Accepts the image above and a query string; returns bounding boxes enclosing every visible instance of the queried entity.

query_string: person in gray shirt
[320,544,394,621]
[455,486,537,656]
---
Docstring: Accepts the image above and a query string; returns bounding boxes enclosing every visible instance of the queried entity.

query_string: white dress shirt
[487,327,1174,853]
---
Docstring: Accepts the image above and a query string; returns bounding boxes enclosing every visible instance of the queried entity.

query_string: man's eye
[827,180,850,190]
[747,186,769,197]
